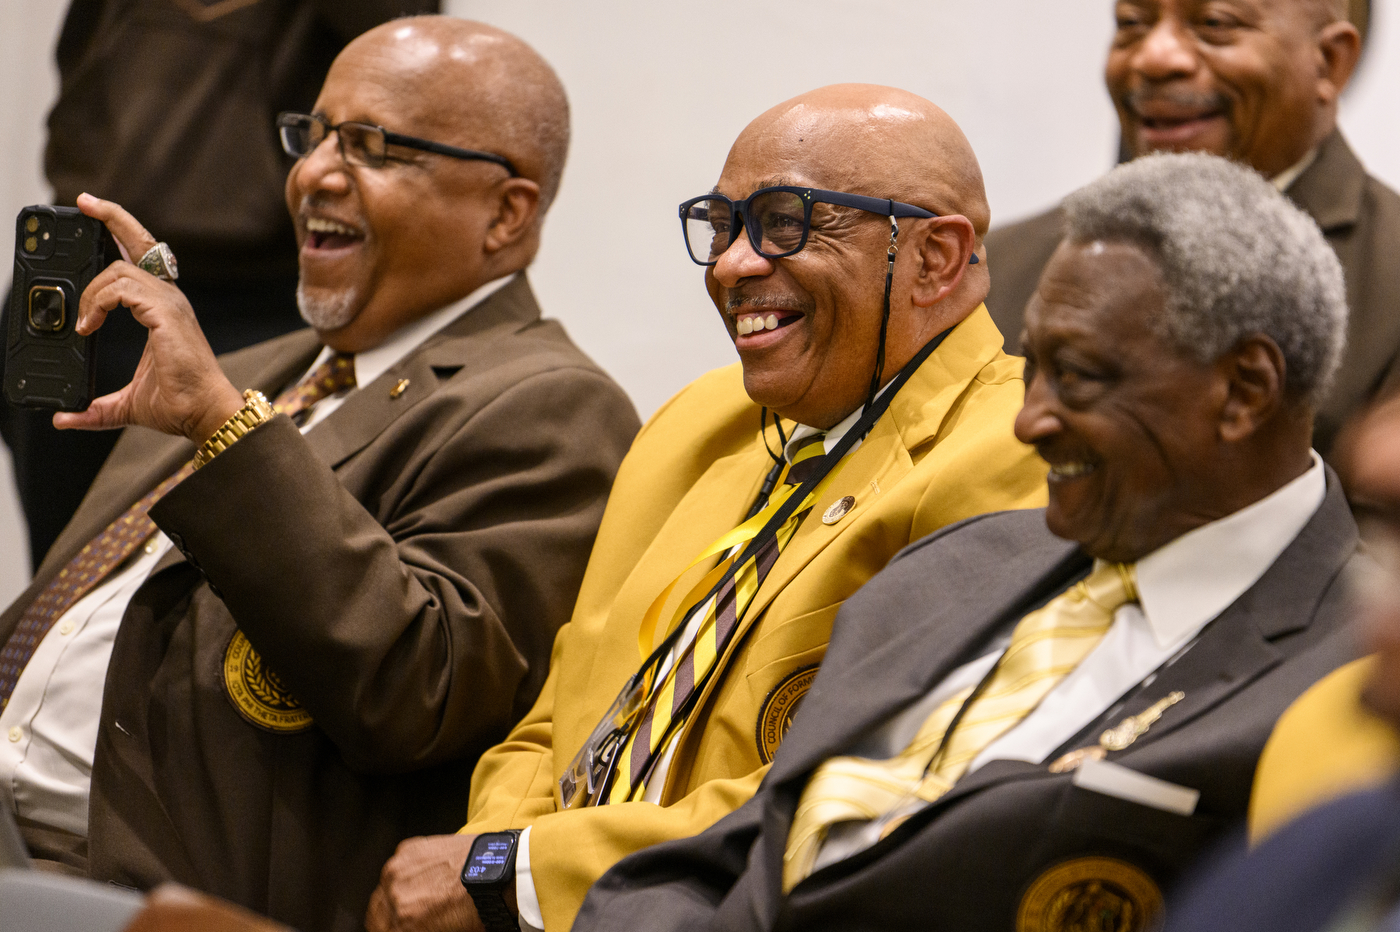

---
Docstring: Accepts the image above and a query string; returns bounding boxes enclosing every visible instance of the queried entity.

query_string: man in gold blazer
[368,85,1046,932]
[0,18,638,932]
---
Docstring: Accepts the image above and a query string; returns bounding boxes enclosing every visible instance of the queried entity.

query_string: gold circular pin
[1017,857,1164,932]
[822,495,855,525]
[223,631,314,733]
[756,665,819,763]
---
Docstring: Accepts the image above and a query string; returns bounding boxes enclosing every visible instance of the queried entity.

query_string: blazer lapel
[303,274,542,468]
[1047,470,1360,763]
[1288,129,1365,233]
[736,304,1012,644]
[768,532,1086,787]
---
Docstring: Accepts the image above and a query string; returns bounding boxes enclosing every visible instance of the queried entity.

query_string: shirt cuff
[515,825,545,932]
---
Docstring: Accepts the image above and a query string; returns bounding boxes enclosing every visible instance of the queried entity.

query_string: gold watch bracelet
[192,390,276,470]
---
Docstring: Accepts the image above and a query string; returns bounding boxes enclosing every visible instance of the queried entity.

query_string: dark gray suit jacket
[982,130,1400,457]
[1,275,640,932]
[574,474,1361,932]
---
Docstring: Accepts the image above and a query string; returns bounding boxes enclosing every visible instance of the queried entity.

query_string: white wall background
[0,0,1396,605]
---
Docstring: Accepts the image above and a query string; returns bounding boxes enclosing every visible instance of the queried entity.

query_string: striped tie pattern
[782,562,1138,890]
[0,352,356,709]
[606,432,829,804]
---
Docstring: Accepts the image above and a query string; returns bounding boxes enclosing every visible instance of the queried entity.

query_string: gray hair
[1061,152,1347,406]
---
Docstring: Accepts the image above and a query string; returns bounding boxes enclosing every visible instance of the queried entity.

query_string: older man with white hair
[570,152,1365,932]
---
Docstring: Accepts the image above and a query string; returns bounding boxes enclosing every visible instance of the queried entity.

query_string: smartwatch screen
[464,834,517,884]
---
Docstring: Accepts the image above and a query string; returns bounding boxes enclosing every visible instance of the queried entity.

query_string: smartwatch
[460,830,522,932]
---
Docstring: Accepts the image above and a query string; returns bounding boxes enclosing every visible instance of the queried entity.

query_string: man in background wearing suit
[366,84,1047,932]
[0,17,638,932]
[573,152,1362,932]
[985,0,1397,458]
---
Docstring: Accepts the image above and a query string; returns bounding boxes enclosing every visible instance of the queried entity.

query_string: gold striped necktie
[782,562,1138,891]
[0,352,356,710]
[605,432,829,804]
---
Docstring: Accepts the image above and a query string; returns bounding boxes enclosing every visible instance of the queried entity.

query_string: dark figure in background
[0,0,437,568]
[983,0,1399,460]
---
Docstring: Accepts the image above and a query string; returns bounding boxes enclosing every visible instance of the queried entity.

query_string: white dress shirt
[0,274,512,838]
[809,452,1327,873]
[514,399,880,931]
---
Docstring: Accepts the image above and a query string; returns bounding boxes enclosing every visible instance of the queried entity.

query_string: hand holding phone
[49,194,244,444]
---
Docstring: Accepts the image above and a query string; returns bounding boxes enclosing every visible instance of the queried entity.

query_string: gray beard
[297,281,361,331]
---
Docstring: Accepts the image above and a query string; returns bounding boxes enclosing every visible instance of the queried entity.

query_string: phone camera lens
[28,287,66,332]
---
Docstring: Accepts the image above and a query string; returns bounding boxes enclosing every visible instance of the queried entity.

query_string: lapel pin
[1048,691,1186,773]
[389,379,410,400]
[822,495,855,525]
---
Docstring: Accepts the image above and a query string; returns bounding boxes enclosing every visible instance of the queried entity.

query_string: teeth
[306,217,358,237]
[1049,462,1095,480]
[735,313,788,335]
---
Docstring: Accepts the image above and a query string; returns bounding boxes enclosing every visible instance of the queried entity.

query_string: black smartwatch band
[471,889,517,932]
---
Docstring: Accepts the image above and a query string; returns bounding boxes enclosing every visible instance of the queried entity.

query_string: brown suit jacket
[0,275,640,932]
[983,130,1400,456]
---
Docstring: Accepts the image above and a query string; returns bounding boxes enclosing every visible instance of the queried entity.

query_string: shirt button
[59,621,75,635]
[145,540,158,555]
[8,727,21,743]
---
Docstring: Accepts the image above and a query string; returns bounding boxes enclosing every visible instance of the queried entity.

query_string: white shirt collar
[781,382,895,462]
[304,272,515,388]
[1117,450,1326,650]
[1272,147,1319,193]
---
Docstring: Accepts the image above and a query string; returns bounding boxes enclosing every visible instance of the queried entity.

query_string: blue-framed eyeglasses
[679,185,945,266]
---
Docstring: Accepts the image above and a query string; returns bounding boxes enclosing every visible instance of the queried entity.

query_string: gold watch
[193,390,276,470]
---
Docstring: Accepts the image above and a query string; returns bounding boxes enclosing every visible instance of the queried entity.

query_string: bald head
[705,84,990,428]
[732,84,990,240]
[342,17,570,213]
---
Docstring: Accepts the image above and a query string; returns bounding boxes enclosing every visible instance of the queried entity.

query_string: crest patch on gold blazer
[756,665,819,763]
[1017,856,1164,932]
[223,631,314,733]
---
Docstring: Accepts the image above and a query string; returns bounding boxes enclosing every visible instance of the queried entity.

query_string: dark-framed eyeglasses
[276,111,518,176]
[678,186,939,266]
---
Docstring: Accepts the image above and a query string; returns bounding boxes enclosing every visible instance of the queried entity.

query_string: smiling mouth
[734,311,802,336]
[1048,461,1097,481]
[305,216,363,250]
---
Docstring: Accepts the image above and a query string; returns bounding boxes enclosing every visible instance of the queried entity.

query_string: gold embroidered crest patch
[1017,857,1164,932]
[223,631,313,733]
[756,665,819,763]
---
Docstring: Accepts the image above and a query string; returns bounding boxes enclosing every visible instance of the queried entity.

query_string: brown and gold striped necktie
[0,352,355,710]
[605,431,829,804]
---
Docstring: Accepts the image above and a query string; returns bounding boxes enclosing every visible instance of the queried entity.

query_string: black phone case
[4,205,116,411]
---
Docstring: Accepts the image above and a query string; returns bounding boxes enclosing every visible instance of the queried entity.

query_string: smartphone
[4,205,118,411]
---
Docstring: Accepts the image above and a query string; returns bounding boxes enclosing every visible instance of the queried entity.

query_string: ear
[1316,20,1362,106]
[907,215,978,309]
[1217,334,1287,443]
[483,178,542,254]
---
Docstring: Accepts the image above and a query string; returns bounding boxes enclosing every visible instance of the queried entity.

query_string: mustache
[1122,87,1230,116]
[724,293,815,314]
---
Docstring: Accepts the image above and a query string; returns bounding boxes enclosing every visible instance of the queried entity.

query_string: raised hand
[52,193,245,444]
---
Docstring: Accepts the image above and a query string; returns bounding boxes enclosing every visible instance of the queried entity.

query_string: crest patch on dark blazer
[1017,856,1163,932]
[223,630,314,733]
[756,665,819,764]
